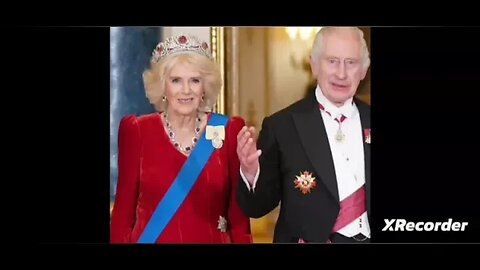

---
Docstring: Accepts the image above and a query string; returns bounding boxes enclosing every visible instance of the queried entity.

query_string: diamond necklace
[163,112,201,154]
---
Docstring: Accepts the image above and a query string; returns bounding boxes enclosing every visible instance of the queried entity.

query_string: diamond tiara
[151,34,213,63]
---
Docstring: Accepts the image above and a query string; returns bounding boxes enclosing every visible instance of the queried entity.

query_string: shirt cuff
[240,167,260,192]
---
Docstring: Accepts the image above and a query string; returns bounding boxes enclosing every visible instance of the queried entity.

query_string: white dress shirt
[315,87,370,238]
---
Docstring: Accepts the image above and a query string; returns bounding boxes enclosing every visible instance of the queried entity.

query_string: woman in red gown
[110,34,252,243]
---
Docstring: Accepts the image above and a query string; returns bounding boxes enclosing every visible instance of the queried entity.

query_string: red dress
[110,112,252,243]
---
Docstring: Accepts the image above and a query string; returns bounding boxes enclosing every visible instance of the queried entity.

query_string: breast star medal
[217,215,228,233]
[294,171,317,194]
[364,128,371,144]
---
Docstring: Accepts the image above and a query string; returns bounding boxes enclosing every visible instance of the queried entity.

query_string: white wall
[268,27,312,114]
[235,27,314,128]
[238,27,267,129]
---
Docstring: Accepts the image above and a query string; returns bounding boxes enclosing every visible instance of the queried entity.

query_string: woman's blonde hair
[143,52,222,112]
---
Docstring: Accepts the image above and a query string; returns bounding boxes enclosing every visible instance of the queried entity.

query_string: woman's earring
[162,96,167,102]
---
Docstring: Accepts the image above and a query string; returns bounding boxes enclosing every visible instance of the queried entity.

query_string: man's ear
[360,67,368,80]
[309,55,318,77]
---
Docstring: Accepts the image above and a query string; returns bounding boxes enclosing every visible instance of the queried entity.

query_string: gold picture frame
[210,27,226,114]
[210,27,241,116]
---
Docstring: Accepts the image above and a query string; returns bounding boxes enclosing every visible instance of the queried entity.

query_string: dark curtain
[110,27,161,202]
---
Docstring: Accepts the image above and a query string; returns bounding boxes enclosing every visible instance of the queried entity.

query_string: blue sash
[137,113,229,243]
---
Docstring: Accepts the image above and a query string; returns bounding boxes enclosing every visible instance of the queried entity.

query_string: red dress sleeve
[110,115,141,243]
[226,116,253,243]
